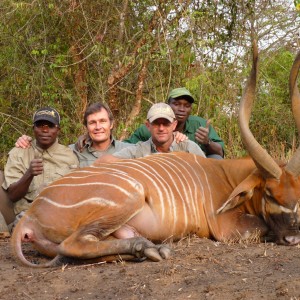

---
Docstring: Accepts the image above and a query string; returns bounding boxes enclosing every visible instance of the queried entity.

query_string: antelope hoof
[158,245,172,259]
[144,245,171,262]
[131,238,171,262]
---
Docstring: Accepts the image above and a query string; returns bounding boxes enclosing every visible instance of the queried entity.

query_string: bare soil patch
[1,236,300,300]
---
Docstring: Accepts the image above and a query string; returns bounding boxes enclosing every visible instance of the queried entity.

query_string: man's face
[33,121,60,149]
[146,118,177,145]
[168,98,192,124]
[86,109,113,144]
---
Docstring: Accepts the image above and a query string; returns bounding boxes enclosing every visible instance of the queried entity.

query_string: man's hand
[28,150,43,176]
[195,119,211,145]
[29,158,44,176]
[74,134,88,152]
[15,135,32,149]
[7,151,43,203]
[174,131,188,144]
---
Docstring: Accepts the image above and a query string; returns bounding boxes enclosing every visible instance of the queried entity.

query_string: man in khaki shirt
[2,107,79,224]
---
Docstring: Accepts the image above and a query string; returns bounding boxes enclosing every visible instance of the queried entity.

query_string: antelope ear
[217,173,262,214]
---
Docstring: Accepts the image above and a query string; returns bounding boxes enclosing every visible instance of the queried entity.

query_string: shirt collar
[84,135,115,151]
[149,138,158,153]
[149,134,176,153]
[32,138,59,157]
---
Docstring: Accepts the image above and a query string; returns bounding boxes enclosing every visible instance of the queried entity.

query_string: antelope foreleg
[213,210,269,242]
[57,232,171,262]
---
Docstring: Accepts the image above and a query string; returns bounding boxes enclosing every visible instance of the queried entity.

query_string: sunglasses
[34,122,58,130]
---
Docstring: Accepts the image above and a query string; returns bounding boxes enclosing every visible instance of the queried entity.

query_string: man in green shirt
[124,87,224,159]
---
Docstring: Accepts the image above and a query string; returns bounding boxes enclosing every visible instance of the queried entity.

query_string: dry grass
[222,229,262,246]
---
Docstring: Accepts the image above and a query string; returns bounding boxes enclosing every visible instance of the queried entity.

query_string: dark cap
[33,107,60,125]
[168,87,195,103]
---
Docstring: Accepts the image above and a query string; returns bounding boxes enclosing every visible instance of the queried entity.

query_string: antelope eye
[264,191,278,206]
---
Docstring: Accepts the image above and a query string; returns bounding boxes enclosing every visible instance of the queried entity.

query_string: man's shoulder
[53,143,79,164]
[183,116,207,135]
[134,124,148,132]
[175,139,197,148]
[174,139,206,157]
[8,146,34,157]
[137,138,150,144]
[56,143,76,153]
[182,139,198,145]
[114,140,130,147]
[124,124,150,143]
[136,139,151,148]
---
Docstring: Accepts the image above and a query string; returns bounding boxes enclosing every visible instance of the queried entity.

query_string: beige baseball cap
[147,103,175,123]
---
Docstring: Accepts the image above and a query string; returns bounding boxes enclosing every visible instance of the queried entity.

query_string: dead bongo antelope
[11,42,300,267]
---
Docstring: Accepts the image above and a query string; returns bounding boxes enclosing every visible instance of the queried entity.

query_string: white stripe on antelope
[11,42,300,267]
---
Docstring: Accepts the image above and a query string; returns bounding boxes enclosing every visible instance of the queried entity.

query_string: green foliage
[250,49,296,157]
[0,0,299,169]
[295,0,300,11]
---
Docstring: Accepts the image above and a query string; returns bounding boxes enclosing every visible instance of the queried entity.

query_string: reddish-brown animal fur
[11,153,300,267]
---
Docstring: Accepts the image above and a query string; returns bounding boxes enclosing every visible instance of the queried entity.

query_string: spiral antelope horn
[285,50,300,176]
[239,40,282,179]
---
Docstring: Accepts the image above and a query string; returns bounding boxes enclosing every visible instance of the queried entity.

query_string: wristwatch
[205,139,211,146]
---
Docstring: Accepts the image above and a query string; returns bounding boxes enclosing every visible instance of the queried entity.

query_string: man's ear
[145,120,151,130]
[110,121,114,130]
[172,119,178,130]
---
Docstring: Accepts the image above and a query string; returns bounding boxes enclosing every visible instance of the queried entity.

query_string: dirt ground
[0,236,300,300]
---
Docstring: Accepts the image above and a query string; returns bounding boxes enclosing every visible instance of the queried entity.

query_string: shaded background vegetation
[0,0,299,168]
